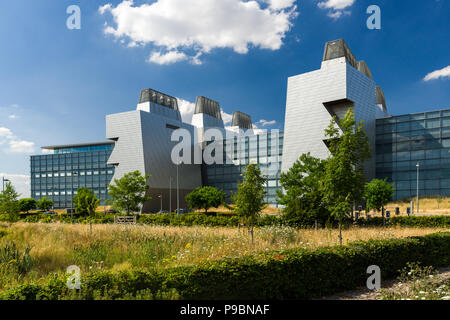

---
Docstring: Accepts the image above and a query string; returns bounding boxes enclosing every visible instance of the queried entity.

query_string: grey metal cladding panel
[323,39,357,69]
[346,64,377,180]
[194,96,222,120]
[139,88,179,111]
[281,62,347,172]
[139,111,202,190]
[231,111,252,129]
[357,61,373,80]
[106,111,146,182]
[376,86,387,111]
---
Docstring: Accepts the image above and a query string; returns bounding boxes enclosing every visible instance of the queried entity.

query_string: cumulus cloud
[177,98,234,125]
[148,51,188,65]
[424,65,450,81]
[258,119,277,126]
[318,0,355,19]
[0,173,30,198]
[100,0,298,65]
[0,127,35,153]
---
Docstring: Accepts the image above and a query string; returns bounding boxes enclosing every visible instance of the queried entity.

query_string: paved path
[321,268,450,300]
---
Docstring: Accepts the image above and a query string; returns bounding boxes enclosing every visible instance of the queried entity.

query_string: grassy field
[386,197,450,214]
[0,222,448,293]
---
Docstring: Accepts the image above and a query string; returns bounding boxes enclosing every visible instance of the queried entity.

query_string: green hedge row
[1,232,449,300]
[356,215,450,228]
[3,211,450,228]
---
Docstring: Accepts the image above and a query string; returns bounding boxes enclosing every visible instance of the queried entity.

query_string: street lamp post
[169,177,172,213]
[176,157,180,215]
[416,163,420,214]
[2,177,10,192]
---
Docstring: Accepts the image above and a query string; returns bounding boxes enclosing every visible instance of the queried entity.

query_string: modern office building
[205,130,283,207]
[282,39,389,180]
[30,142,115,208]
[30,39,449,209]
[376,109,450,200]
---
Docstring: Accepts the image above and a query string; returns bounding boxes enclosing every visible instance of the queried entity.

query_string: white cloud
[221,111,233,125]
[148,51,188,65]
[0,173,30,198]
[318,0,355,19]
[9,140,35,153]
[264,0,297,10]
[0,127,13,138]
[100,0,298,65]
[0,127,35,153]
[177,98,234,125]
[424,65,450,81]
[8,114,18,120]
[177,98,196,124]
[258,119,277,126]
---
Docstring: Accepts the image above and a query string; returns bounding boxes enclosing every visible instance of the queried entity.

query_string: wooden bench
[114,216,137,225]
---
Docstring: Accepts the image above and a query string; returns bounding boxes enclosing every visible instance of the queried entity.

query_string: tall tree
[73,188,100,233]
[322,109,371,245]
[233,164,266,243]
[0,182,20,221]
[186,186,225,214]
[37,197,53,211]
[364,178,394,224]
[277,153,329,228]
[18,198,37,213]
[108,171,151,214]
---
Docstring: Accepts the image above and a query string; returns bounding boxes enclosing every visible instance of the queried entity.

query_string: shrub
[0,242,34,276]
[1,232,449,300]
[357,215,450,228]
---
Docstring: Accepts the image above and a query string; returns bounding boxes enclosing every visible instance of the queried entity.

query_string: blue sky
[0,0,449,196]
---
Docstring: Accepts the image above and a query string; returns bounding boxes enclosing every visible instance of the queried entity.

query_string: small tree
[364,178,394,225]
[322,109,371,245]
[186,186,225,214]
[233,164,267,244]
[37,197,53,211]
[73,188,100,233]
[0,182,20,221]
[277,153,329,228]
[18,198,37,213]
[437,197,443,209]
[108,171,151,214]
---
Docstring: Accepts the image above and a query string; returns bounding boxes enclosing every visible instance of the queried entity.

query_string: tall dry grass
[0,222,447,282]
[386,197,450,214]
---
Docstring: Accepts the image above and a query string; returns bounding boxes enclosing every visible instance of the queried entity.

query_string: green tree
[73,188,100,233]
[364,178,394,224]
[322,109,371,245]
[277,153,329,228]
[18,198,37,213]
[108,171,151,214]
[0,182,20,221]
[185,186,225,214]
[37,197,53,211]
[233,164,267,243]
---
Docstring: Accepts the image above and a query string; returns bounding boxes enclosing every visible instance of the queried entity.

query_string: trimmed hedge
[10,211,450,229]
[1,232,449,300]
[357,215,450,228]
